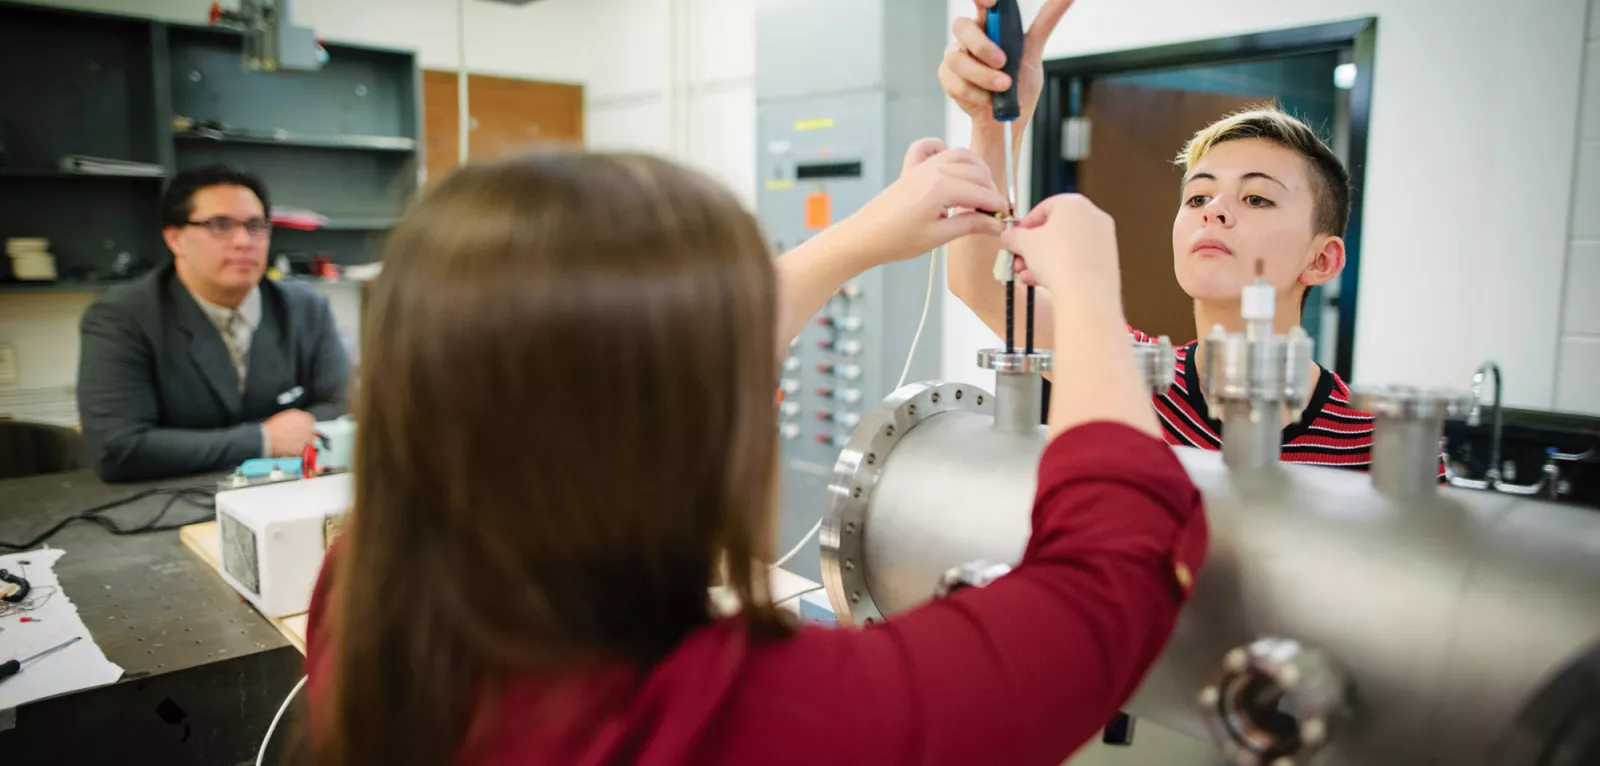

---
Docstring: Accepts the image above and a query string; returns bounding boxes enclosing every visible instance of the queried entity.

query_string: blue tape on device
[237,457,302,478]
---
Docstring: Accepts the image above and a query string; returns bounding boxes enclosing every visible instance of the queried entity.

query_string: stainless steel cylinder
[1284,328,1315,419]
[1369,417,1446,494]
[977,350,1051,436]
[993,372,1041,434]
[820,378,1046,624]
[821,378,1600,766]
[1353,385,1471,496]
[1130,449,1600,766]
[1137,335,1179,393]
[1201,325,1316,467]
[1222,401,1283,472]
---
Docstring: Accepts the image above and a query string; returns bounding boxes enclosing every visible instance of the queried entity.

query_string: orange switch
[805,192,832,231]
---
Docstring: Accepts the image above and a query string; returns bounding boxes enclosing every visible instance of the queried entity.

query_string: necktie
[223,311,249,394]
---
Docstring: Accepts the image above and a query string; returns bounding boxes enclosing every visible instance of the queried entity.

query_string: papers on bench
[0,549,123,711]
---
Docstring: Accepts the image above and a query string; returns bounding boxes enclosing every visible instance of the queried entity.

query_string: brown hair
[1178,106,1351,319]
[313,150,792,766]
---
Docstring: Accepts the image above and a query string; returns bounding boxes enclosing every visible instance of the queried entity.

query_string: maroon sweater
[305,421,1208,765]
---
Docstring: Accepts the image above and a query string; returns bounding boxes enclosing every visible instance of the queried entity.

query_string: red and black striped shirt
[1132,330,1383,472]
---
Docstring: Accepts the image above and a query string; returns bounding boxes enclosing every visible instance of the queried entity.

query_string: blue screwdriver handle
[987,0,1026,122]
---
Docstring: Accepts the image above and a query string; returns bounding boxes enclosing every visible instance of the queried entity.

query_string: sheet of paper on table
[0,549,124,711]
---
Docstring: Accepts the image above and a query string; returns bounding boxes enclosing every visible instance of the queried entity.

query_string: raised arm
[774,139,1008,361]
[757,195,1200,766]
[941,0,1075,354]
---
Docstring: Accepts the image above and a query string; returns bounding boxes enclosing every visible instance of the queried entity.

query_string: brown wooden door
[422,71,584,187]
[1078,82,1261,344]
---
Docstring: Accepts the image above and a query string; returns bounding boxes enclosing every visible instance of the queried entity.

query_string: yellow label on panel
[765,179,796,190]
[793,118,835,132]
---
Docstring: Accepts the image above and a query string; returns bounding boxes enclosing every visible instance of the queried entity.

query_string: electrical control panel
[755,0,948,579]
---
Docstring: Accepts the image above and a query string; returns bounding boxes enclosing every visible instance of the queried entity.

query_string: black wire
[0,585,57,619]
[1005,278,1016,354]
[0,487,216,551]
[1025,284,1036,355]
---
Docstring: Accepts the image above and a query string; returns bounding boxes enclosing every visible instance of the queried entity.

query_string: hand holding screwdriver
[943,0,1076,352]
[984,0,1026,353]
[986,0,1025,216]
[940,0,1076,148]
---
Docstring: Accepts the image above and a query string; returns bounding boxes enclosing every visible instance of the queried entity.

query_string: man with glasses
[76,164,350,481]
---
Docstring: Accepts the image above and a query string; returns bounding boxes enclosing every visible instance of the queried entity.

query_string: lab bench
[0,469,304,765]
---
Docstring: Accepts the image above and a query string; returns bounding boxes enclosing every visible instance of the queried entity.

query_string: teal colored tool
[236,457,302,478]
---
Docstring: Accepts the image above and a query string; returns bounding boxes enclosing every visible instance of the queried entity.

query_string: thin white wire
[771,247,942,571]
[897,246,942,391]
[774,584,827,606]
[769,518,819,570]
[256,674,308,766]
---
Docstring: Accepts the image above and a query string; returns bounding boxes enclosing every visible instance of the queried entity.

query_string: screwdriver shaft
[20,636,80,665]
[1003,123,1016,216]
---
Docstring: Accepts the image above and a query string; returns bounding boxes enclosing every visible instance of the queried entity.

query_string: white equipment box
[216,473,351,618]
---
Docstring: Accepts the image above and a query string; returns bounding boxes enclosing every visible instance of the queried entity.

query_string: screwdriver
[987,0,1028,355]
[987,0,1024,217]
[0,636,81,682]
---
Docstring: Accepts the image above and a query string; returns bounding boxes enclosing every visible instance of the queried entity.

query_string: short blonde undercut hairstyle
[1177,105,1352,239]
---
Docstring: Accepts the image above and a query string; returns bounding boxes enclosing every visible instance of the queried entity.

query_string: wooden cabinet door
[422,70,584,187]
[1078,82,1261,343]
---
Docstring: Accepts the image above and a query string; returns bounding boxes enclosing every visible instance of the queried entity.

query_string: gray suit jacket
[76,264,351,482]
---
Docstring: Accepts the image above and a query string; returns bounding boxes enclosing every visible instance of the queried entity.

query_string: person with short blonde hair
[940,0,1408,472]
[1174,105,1352,322]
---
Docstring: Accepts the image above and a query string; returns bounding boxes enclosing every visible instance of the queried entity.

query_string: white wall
[1555,0,1600,414]
[2,0,756,413]
[940,0,1594,414]
[0,292,96,391]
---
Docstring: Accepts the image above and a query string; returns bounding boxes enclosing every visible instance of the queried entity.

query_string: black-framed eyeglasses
[185,216,273,239]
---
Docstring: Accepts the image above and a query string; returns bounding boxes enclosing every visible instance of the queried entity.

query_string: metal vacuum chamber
[819,319,1600,766]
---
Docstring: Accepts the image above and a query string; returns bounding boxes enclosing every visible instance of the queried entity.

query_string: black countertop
[0,470,294,681]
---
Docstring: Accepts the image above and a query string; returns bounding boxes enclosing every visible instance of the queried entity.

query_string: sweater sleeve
[303,544,341,741]
[809,421,1208,766]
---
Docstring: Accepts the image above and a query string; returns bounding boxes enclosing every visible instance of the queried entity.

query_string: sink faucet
[1466,360,1503,485]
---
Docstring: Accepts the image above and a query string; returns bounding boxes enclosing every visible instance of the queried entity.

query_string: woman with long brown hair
[303,139,1207,766]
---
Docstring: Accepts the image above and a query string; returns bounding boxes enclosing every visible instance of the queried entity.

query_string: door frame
[1030,18,1377,380]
